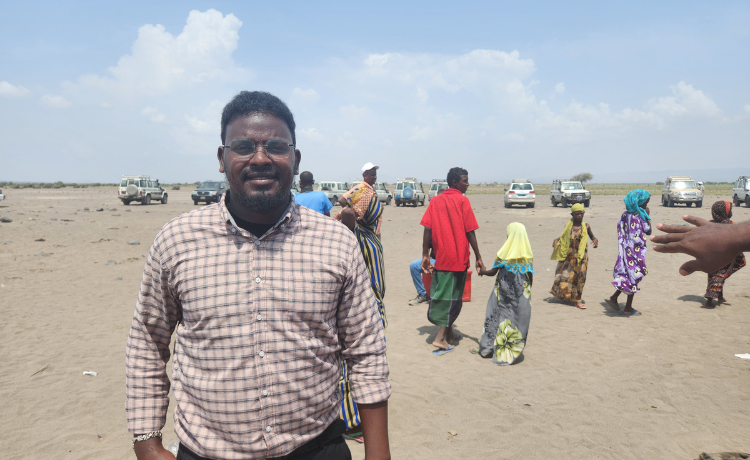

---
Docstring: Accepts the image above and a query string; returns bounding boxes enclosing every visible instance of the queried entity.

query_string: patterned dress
[550,227,588,302]
[705,201,746,299]
[335,182,385,430]
[612,212,650,294]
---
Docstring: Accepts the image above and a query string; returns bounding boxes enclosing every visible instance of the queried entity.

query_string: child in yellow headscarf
[473,222,533,365]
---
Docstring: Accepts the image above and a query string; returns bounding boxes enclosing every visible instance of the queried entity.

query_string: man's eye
[232,143,255,154]
[266,141,289,154]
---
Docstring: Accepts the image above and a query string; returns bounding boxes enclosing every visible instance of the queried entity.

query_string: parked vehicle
[550,180,590,207]
[504,179,535,208]
[192,180,228,205]
[732,176,750,207]
[0,189,4,201]
[394,178,426,207]
[661,176,703,207]
[428,180,449,201]
[374,182,393,205]
[119,175,168,205]
[319,181,350,206]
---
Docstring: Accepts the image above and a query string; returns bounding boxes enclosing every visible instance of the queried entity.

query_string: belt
[177,419,347,460]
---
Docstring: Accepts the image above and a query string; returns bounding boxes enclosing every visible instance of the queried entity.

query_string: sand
[1,187,749,459]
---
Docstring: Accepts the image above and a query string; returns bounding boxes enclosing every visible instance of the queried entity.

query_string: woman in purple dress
[606,189,652,316]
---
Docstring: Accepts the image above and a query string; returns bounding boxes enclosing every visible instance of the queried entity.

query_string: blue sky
[1,1,748,183]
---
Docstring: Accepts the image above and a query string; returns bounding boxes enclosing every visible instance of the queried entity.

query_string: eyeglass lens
[227,139,292,156]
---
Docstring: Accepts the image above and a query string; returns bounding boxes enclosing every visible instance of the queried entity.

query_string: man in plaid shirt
[126,91,391,460]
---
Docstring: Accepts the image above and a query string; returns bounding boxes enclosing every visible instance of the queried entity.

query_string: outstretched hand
[650,215,743,275]
[475,258,485,275]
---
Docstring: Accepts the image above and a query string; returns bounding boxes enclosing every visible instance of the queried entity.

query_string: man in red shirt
[420,167,484,352]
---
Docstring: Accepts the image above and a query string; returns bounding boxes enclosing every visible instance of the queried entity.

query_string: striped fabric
[125,194,390,460]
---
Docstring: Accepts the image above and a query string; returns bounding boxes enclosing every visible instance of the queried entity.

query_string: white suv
[550,180,590,208]
[319,181,350,206]
[119,175,168,205]
[732,176,750,208]
[504,179,535,208]
[395,178,426,207]
[349,179,392,205]
[428,180,449,201]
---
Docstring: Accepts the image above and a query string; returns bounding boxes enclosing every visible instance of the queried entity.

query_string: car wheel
[420,198,425,206]
[746,195,750,207]
[696,201,702,208]
[161,194,168,204]
[561,197,568,208]
[662,195,667,207]
[668,197,674,207]
[143,194,151,205]
[551,198,558,207]
[733,195,741,206]
[584,200,590,207]
[529,203,535,208]
[386,196,391,205]
[122,200,130,206]
[686,202,692,207]
[194,200,199,205]
[332,196,338,206]
[505,202,510,208]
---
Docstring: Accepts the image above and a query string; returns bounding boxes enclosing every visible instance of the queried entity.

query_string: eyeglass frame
[220,138,296,159]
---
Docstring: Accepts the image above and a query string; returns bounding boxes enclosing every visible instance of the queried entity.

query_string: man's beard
[226,170,290,212]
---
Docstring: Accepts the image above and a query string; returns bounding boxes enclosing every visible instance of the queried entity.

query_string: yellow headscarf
[550,203,587,265]
[496,222,533,264]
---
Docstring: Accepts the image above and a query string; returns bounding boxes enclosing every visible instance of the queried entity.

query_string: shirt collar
[442,188,461,195]
[220,191,296,239]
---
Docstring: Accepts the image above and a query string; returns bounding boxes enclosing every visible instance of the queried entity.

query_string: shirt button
[255,240,261,246]
[230,227,237,234]
[256,314,262,321]
[281,224,285,228]
[259,351,265,358]
[255,277,261,283]
[262,389,268,396]
[266,425,271,433]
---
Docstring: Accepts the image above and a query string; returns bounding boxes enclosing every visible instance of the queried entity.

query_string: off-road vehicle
[661,176,703,207]
[550,180,590,207]
[374,182,393,205]
[428,180,449,201]
[732,176,750,207]
[119,175,168,205]
[504,179,535,208]
[192,180,228,205]
[319,181,350,206]
[394,178,425,207]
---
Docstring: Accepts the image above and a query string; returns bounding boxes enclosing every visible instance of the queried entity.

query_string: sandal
[576,302,586,309]
[469,346,479,354]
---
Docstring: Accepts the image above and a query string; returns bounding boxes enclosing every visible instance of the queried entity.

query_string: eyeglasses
[222,139,295,158]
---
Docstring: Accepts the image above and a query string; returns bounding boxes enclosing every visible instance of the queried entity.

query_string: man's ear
[294,149,301,175]
[218,146,226,173]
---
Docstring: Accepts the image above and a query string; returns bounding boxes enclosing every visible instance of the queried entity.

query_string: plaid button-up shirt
[125,194,390,459]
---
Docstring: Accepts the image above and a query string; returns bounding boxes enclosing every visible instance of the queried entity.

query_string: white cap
[361,162,379,172]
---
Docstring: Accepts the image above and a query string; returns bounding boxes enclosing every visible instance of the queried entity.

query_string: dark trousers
[176,420,351,460]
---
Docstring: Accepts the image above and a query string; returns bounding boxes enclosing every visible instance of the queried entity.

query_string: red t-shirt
[420,188,479,271]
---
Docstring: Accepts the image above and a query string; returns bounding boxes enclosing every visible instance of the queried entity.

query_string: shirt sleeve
[336,243,391,405]
[125,239,180,434]
[420,202,432,228]
[462,197,479,233]
[323,195,333,214]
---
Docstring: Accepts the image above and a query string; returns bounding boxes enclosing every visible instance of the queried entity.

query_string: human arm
[324,211,330,217]
[338,196,348,207]
[126,244,180,458]
[479,265,499,277]
[376,213,383,238]
[552,237,559,249]
[359,401,391,460]
[421,227,434,274]
[586,223,598,248]
[651,217,750,275]
[466,230,484,273]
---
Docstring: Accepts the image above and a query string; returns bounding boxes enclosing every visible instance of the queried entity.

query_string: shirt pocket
[282,275,340,340]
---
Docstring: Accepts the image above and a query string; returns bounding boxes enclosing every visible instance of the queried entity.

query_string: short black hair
[299,171,313,184]
[447,167,468,187]
[221,91,296,145]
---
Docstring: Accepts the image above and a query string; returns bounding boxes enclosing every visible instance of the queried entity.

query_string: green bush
[171,185,181,190]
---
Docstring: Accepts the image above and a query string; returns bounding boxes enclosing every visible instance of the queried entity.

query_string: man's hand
[475,258,485,275]
[552,238,559,249]
[421,256,434,275]
[133,437,175,460]
[651,215,747,275]
[592,237,599,248]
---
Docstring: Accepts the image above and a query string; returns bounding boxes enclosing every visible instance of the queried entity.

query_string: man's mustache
[241,167,281,181]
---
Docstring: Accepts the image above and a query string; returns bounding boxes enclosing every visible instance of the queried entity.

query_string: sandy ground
[1,187,749,460]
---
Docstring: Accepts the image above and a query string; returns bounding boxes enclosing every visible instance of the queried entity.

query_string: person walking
[126,91,390,460]
[550,203,598,309]
[294,170,333,216]
[474,222,534,365]
[703,201,746,307]
[606,189,652,316]
[420,167,484,353]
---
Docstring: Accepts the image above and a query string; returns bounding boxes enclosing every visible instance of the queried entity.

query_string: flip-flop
[451,333,463,343]
[433,345,457,356]
[619,309,641,316]
[576,302,587,309]
[469,346,479,354]
[604,298,619,311]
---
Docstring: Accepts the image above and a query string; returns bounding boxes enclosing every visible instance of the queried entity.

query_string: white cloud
[649,81,721,118]
[0,81,30,98]
[416,87,429,102]
[141,106,167,123]
[186,116,211,133]
[77,9,244,96]
[555,82,565,93]
[40,94,71,108]
[339,104,371,122]
[291,87,320,102]
[298,128,325,143]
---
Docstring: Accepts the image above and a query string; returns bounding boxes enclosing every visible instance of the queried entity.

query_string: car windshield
[199,182,222,189]
[512,183,533,190]
[671,181,695,190]
[562,182,583,190]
